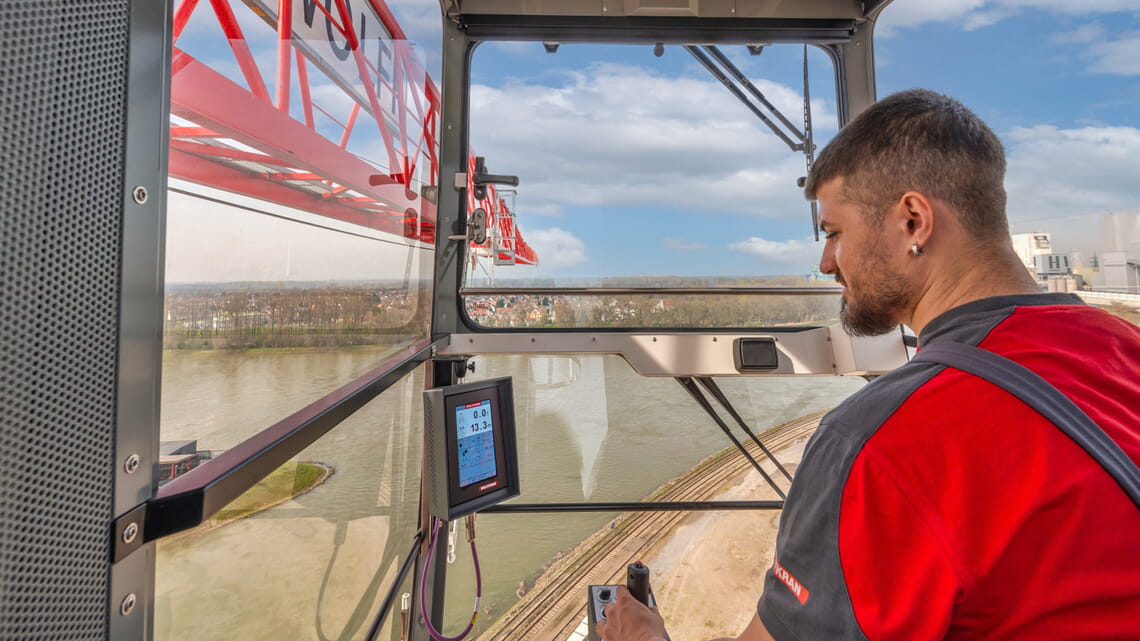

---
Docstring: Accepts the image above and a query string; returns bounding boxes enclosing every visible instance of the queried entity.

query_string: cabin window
[463,42,842,329]
[160,0,440,450]
[435,354,865,634]
[156,1,442,636]
[155,363,427,641]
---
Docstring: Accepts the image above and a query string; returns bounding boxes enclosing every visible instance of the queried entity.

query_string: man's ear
[895,191,935,249]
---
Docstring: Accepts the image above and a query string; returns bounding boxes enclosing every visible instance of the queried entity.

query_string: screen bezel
[440,378,518,512]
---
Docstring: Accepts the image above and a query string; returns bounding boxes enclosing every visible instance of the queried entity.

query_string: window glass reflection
[465,43,838,290]
[155,365,425,641]
[439,355,865,636]
[163,0,441,452]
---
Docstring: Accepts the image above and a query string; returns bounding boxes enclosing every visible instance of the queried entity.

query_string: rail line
[475,410,827,641]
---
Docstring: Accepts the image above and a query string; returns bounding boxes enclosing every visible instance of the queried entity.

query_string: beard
[837,252,913,337]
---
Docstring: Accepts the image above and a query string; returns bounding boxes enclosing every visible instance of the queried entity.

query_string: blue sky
[165,1,1140,283]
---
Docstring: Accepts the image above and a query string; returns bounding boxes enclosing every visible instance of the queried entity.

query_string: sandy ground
[639,440,806,641]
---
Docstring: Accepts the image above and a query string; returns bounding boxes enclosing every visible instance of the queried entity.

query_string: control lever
[587,562,669,641]
[626,562,651,605]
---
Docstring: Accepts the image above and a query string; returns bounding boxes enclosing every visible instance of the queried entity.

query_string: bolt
[120,593,137,616]
[124,454,141,474]
[122,522,138,544]
[131,186,148,204]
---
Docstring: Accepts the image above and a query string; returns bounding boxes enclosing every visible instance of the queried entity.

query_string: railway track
[475,410,827,641]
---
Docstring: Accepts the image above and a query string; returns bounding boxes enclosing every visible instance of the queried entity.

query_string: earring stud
[911,243,923,256]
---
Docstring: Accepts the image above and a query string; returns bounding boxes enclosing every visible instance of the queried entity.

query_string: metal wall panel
[0,1,131,639]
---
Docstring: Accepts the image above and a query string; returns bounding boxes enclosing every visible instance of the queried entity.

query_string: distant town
[163,282,430,349]
[161,275,841,349]
[162,212,1140,350]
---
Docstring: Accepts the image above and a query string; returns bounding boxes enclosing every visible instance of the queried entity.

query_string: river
[154,346,864,641]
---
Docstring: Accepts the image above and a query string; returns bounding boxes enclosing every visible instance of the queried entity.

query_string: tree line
[164,285,430,349]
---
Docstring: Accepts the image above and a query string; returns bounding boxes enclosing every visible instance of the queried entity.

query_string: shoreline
[157,461,335,548]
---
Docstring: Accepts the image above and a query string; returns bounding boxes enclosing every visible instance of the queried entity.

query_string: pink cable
[419,517,482,641]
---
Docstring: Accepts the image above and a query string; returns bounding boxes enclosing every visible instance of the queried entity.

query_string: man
[597,89,1140,641]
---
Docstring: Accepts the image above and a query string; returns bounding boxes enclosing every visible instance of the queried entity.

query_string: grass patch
[212,461,327,523]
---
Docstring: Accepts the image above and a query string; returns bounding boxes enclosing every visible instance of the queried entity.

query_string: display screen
[455,399,497,488]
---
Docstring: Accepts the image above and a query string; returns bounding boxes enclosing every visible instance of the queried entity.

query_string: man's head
[808,89,1011,335]
[805,88,1008,240]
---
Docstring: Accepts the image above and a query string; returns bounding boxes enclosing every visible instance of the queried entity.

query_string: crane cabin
[3,1,1138,641]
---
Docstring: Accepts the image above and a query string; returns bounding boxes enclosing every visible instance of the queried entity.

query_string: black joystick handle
[627,562,651,606]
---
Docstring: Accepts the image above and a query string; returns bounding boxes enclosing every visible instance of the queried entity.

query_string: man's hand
[594,586,669,641]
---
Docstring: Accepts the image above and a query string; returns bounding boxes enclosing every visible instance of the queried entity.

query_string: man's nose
[819,242,837,275]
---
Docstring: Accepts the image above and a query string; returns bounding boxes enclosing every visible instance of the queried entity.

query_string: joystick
[626,562,650,605]
[586,562,666,641]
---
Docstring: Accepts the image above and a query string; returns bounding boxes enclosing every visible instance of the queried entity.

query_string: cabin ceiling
[438,1,895,44]
[441,0,888,21]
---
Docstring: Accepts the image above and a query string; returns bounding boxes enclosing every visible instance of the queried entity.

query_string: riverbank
[475,411,824,641]
[157,461,334,547]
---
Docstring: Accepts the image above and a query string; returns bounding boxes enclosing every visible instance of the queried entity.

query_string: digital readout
[456,400,497,488]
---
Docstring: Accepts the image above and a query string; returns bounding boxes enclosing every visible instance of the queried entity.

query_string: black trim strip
[461,15,856,44]
[141,339,441,542]
[460,286,841,296]
[482,500,783,513]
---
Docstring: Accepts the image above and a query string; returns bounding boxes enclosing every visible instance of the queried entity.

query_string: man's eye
[824,231,838,240]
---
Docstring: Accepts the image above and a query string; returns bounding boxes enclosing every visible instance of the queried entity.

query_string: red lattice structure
[168,0,536,264]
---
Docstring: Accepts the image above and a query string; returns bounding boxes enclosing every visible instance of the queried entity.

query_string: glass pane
[465,43,838,289]
[155,364,426,641]
[464,291,840,328]
[163,0,440,451]
[438,355,865,636]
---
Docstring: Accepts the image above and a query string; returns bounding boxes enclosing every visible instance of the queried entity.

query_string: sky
[165,0,1140,283]
[460,2,1140,281]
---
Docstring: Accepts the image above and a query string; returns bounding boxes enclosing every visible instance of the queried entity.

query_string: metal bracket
[432,355,474,380]
[471,156,519,201]
[447,207,487,244]
[111,503,147,563]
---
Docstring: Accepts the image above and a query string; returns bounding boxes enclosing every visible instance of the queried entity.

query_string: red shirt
[758,295,1140,640]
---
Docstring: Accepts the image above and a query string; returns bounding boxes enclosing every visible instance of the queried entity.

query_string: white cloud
[663,238,707,251]
[1003,124,1140,252]
[469,62,833,221]
[526,228,588,269]
[875,0,988,36]
[1052,22,1108,44]
[729,236,819,270]
[876,0,1138,36]
[1086,32,1140,75]
[488,41,543,56]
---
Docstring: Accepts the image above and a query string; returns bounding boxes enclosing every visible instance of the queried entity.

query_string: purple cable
[419,517,482,641]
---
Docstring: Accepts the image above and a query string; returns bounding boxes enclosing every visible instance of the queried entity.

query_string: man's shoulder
[820,356,941,445]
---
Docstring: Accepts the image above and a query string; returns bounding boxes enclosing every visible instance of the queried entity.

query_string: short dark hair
[804,89,1008,241]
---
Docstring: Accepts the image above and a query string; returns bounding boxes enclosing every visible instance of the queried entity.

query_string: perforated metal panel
[1,1,130,639]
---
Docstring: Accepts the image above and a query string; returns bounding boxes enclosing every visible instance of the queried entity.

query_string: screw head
[120,593,137,616]
[131,186,148,204]
[124,454,141,474]
[122,522,139,544]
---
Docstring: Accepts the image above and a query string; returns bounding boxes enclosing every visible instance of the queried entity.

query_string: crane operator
[596,89,1140,641]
